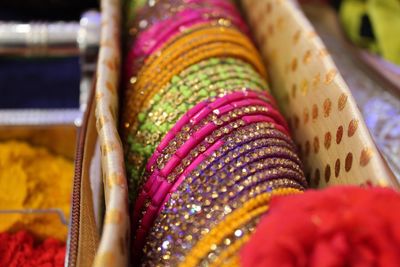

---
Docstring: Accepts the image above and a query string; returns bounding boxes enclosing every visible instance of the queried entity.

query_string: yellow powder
[0,141,74,241]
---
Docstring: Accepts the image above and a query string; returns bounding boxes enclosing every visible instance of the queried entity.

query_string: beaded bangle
[139,180,302,265]
[130,122,283,222]
[188,220,255,267]
[132,113,281,223]
[135,31,265,106]
[135,150,305,247]
[127,17,247,78]
[146,92,283,174]
[130,6,248,59]
[179,188,307,267]
[143,77,267,128]
[151,103,286,174]
[125,90,278,200]
[124,87,273,201]
[129,57,268,135]
[194,164,305,211]
[133,79,268,143]
[133,0,240,23]
[123,43,265,138]
[137,23,258,78]
[185,189,301,267]
[143,62,268,114]
[123,45,264,139]
[164,118,293,184]
[138,127,304,264]
[131,0,243,35]
[192,123,296,175]
[164,148,305,216]
[122,27,266,134]
[201,138,299,175]
[195,141,304,183]
[132,123,291,217]
[141,188,302,266]
[134,117,285,228]
[134,131,303,258]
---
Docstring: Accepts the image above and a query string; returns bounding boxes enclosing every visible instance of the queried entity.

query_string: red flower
[241,186,400,267]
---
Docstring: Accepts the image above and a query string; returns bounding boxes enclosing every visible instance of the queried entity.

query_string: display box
[66,0,399,266]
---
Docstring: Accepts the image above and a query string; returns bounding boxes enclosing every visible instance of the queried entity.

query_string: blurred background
[0,0,99,125]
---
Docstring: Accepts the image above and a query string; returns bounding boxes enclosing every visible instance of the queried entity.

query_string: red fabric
[0,231,65,267]
[241,186,400,267]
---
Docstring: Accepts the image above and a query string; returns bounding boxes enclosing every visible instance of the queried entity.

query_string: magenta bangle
[148,97,288,185]
[136,114,278,222]
[132,121,292,254]
[126,7,248,78]
[147,8,248,53]
[134,114,276,226]
[138,7,248,55]
[146,99,279,178]
[134,121,292,251]
[132,90,293,249]
[146,89,274,172]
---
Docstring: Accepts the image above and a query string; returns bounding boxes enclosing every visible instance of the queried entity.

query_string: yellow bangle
[218,254,241,267]
[209,233,251,267]
[179,188,302,267]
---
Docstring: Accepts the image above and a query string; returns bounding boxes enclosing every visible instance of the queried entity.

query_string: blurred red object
[241,186,400,267]
[0,231,65,267]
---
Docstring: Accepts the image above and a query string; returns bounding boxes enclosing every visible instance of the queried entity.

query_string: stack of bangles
[121,0,308,266]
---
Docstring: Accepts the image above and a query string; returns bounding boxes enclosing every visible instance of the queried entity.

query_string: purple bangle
[197,124,297,176]
[133,115,284,242]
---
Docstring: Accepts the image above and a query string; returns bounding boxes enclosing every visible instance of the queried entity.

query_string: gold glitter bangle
[122,27,266,134]
[179,188,302,267]
[127,59,267,138]
[133,25,256,91]
[206,231,251,267]
[142,169,303,266]
[139,24,255,71]
[140,41,264,114]
[122,41,265,136]
[131,1,240,33]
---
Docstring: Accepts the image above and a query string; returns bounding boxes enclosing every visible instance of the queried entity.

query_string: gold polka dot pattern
[92,0,130,266]
[242,0,397,188]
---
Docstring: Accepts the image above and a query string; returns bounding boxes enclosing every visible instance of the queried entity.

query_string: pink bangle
[126,7,248,78]
[146,90,267,173]
[145,90,288,184]
[144,90,284,188]
[132,90,292,240]
[138,114,278,222]
[134,114,287,250]
[132,117,291,253]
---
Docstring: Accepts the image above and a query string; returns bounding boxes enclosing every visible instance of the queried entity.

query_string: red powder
[0,231,65,267]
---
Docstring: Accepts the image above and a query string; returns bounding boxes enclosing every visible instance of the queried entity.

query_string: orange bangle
[135,26,264,98]
[140,24,255,71]
[142,42,265,108]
